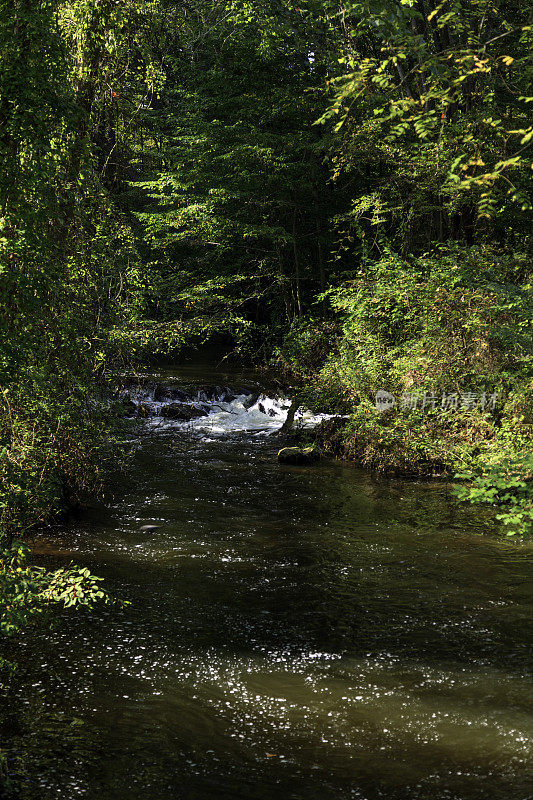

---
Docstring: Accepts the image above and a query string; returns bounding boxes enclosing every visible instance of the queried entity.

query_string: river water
[4,360,532,800]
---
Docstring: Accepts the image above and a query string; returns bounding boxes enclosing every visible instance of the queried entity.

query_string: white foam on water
[192,394,334,435]
[192,395,284,434]
[126,390,334,436]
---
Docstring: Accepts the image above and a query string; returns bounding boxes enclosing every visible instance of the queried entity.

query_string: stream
[3,357,532,800]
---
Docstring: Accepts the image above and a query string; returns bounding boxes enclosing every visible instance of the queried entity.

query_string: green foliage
[0,385,120,535]
[117,0,339,336]
[0,0,143,535]
[455,454,533,536]
[315,400,497,475]
[109,314,256,360]
[298,0,533,532]
[323,244,531,395]
[453,386,533,535]
[274,317,340,376]
[0,0,136,658]
[280,242,532,527]
[0,540,110,637]
[320,0,533,219]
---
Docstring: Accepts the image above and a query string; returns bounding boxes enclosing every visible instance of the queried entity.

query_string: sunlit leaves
[321,0,533,218]
[455,454,533,536]
[0,540,110,636]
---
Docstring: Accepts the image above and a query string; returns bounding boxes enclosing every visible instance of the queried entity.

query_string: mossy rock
[277,447,320,465]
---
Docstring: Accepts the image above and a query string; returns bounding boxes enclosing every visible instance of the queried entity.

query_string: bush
[316,402,496,477]
[455,454,533,537]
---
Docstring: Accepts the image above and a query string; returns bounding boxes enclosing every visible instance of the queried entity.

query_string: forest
[0,1,532,797]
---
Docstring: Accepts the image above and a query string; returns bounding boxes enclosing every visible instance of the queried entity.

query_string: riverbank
[272,315,533,537]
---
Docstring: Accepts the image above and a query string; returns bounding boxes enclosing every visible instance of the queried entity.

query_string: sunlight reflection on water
[10,363,533,800]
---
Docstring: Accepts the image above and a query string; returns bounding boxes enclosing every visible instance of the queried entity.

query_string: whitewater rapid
[120,384,333,435]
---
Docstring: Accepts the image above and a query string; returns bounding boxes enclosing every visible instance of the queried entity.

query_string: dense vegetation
[0,0,531,646]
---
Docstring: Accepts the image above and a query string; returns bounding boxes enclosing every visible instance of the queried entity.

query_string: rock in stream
[277,447,321,465]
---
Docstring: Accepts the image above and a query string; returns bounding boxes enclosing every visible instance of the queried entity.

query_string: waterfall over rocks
[117,381,333,435]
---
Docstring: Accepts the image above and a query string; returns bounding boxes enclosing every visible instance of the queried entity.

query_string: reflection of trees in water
[238,464,527,669]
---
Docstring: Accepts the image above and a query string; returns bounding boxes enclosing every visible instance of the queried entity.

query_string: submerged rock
[221,387,237,402]
[160,403,208,421]
[169,388,190,402]
[277,447,320,465]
